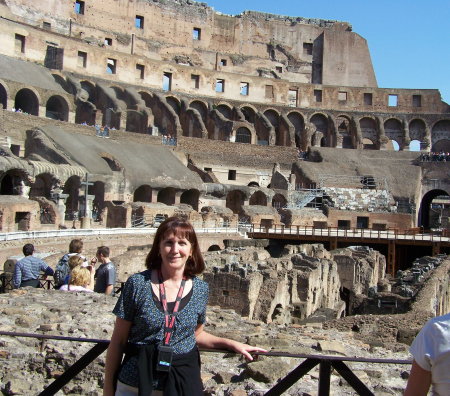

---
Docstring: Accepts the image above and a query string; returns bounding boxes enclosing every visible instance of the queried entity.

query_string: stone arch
[249,191,267,206]
[80,80,97,103]
[310,113,329,147]
[75,102,96,125]
[418,189,450,229]
[248,182,259,187]
[166,96,181,115]
[190,100,208,122]
[207,245,221,251]
[0,169,29,195]
[14,88,39,115]
[139,91,153,108]
[409,119,427,150]
[133,185,152,203]
[29,173,55,199]
[272,193,287,209]
[384,118,403,150]
[235,127,251,144]
[336,115,353,149]
[359,117,378,148]
[157,187,176,205]
[126,110,148,133]
[0,81,8,109]
[263,109,280,127]
[89,181,105,219]
[62,175,81,219]
[46,95,69,121]
[241,105,257,123]
[216,104,232,119]
[180,189,200,211]
[287,111,305,148]
[226,190,245,215]
[431,120,450,151]
[362,138,376,150]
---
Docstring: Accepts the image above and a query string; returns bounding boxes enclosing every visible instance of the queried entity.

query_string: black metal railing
[0,331,412,396]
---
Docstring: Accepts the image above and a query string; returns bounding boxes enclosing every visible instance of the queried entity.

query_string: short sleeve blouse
[113,270,209,387]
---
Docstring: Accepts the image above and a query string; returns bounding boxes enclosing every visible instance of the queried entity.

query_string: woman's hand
[227,339,267,361]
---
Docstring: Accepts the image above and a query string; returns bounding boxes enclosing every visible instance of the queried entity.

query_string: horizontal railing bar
[0,331,411,364]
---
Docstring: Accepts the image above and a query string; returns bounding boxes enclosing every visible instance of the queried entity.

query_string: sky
[204,0,450,104]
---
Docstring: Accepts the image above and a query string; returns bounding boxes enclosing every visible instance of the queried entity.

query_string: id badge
[156,345,173,372]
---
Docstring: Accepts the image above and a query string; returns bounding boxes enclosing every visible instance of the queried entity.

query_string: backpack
[54,254,70,288]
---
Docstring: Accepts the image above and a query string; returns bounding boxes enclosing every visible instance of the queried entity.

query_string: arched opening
[360,118,377,148]
[384,119,403,150]
[62,176,81,219]
[139,91,153,108]
[0,170,28,195]
[166,96,181,115]
[226,190,245,215]
[431,120,450,152]
[310,113,328,146]
[102,107,121,130]
[207,245,221,252]
[287,112,304,148]
[216,104,232,119]
[249,191,267,206]
[126,110,147,133]
[80,81,97,103]
[409,140,421,151]
[75,101,96,125]
[248,182,259,187]
[14,88,39,115]
[180,189,199,211]
[409,119,426,150]
[235,127,251,144]
[190,100,208,122]
[362,138,376,150]
[241,106,256,123]
[264,109,279,128]
[46,95,69,121]
[29,173,54,199]
[0,83,7,109]
[89,181,105,221]
[133,185,152,202]
[337,115,353,149]
[419,189,450,230]
[157,187,176,205]
[272,193,287,209]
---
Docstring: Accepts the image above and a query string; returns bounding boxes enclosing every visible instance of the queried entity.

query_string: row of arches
[2,79,449,152]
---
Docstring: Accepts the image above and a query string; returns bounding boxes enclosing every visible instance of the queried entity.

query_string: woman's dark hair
[145,217,205,277]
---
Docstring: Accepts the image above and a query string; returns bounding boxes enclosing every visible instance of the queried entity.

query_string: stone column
[52,188,69,228]
[174,191,182,205]
[79,194,95,229]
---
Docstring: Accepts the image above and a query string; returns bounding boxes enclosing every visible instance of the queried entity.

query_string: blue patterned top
[113,270,209,387]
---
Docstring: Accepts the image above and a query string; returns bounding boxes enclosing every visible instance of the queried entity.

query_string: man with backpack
[54,239,87,289]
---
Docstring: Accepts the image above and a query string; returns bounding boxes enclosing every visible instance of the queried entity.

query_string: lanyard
[158,270,186,346]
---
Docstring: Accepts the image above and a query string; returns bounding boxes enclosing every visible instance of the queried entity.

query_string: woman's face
[159,232,193,272]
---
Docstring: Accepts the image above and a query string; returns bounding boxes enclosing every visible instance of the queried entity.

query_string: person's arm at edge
[105,284,114,295]
[12,262,21,289]
[103,317,132,396]
[42,260,54,277]
[195,324,267,361]
[404,359,432,396]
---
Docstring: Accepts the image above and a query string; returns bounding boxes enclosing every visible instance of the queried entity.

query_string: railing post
[318,360,331,396]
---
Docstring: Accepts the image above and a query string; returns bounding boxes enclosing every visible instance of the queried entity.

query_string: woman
[59,264,94,292]
[404,312,450,396]
[104,217,266,396]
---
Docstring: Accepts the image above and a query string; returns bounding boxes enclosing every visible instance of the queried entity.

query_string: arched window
[235,127,251,144]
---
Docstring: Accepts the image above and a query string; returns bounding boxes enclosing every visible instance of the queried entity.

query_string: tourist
[404,312,450,395]
[12,243,54,288]
[93,246,116,295]
[62,255,95,288]
[103,217,266,396]
[95,124,102,137]
[59,263,94,292]
[54,239,87,289]
[102,125,110,138]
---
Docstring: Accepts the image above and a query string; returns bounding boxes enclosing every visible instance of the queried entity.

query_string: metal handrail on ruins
[0,331,412,396]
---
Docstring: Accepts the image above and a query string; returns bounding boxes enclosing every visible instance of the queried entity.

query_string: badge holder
[156,345,173,372]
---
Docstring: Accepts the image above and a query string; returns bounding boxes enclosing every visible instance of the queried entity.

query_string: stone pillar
[39,105,46,118]
[53,189,69,228]
[68,111,76,124]
[151,190,158,203]
[175,191,182,205]
[79,194,95,229]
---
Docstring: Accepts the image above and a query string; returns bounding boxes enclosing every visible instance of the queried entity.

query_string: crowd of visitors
[162,134,177,146]
[12,239,116,295]
[419,152,450,162]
